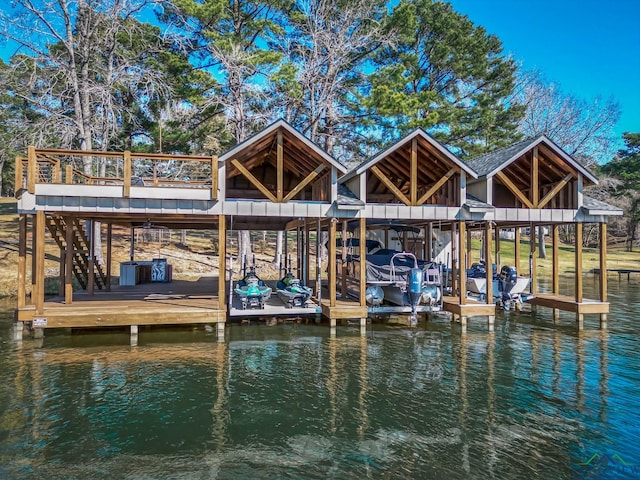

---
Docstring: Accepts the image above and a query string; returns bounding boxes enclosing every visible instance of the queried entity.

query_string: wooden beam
[31,215,37,306]
[277,131,283,201]
[411,138,418,205]
[451,223,457,296]
[283,164,326,202]
[496,171,534,209]
[514,227,521,273]
[575,223,583,303]
[15,156,23,196]
[106,223,112,292]
[359,218,367,307]
[532,146,539,207]
[66,165,73,184]
[599,223,607,302]
[538,173,573,208]
[17,215,26,309]
[35,211,45,314]
[329,219,337,307]
[466,226,472,271]
[530,224,537,294]
[495,227,501,269]
[485,222,493,304]
[218,215,226,309]
[87,220,94,296]
[210,155,218,201]
[552,224,559,295]
[65,216,74,304]
[230,158,278,202]
[417,168,456,206]
[371,165,411,206]
[458,221,466,305]
[341,221,347,298]
[123,150,131,197]
[27,146,36,194]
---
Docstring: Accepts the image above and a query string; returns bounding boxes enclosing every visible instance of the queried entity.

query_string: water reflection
[0,278,639,478]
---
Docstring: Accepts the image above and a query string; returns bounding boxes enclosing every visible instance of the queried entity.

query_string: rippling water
[1,277,640,479]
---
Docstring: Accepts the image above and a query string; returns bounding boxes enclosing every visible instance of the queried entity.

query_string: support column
[17,214,27,309]
[316,219,322,303]
[552,224,559,322]
[218,215,226,310]
[495,227,501,269]
[87,219,94,295]
[329,219,337,308]
[217,321,225,342]
[304,221,310,288]
[599,222,608,328]
[530,223,537,294]
[485,222,493,305]
[34,211,45,315]
[130,325,138,347]
[451,224,457,296]
[129,226,135,262]
[458,221,466,305]
[65,216,74,304]
[341,221,347,298]
[58,250,65,297]
[575,222,583,304]
[426,222,433,260]
[466,227,472,271]
[359,218,367,308]
[31,214,37,306]
[514,227,521,273]
[106,223,112,291]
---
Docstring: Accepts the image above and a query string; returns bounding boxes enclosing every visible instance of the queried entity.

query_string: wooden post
[35,211,45,315]
[218,215,226,310]
[575,223,583,303]
[277,131,283,201]
[466,227,472,271]
[410,138,417,205]
[514,227,521,273]
[17,215,27,309]
[58,250,65,297]
[530,223,537,294]
[359,218,367,307]
[27,146,36,194]
[304,221,310,288]
[426,222,433,260]
[65,216,73,304]
[329,218,337,308]
[106,223,112,292]
[532,146,539,207]
[87,219,95,295]
[211,155,218,200]
[495,227,501,269]
[15,156,24,196]
[66,165,73,184]
[129,226,135,262]
[459,221,466,305]
[316,219,322,302]
[451,224,457,296]
[599,223,607,302]
[123,151,131,197]
[341,221,347,298]
[31,215,37,306]
[552,224,560,295]
[53,159,61,183]
[485,222,493,305]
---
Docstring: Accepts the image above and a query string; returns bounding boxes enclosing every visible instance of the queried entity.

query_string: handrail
[19,146,219,197]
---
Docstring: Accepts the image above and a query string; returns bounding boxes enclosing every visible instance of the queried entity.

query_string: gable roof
[341,128,476,183]
[468,135,599,185]
[219,119,348,174]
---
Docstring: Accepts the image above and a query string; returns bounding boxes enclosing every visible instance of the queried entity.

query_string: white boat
[466,265,532,311]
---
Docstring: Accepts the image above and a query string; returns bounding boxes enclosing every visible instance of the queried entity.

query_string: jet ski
[234,264,272,310]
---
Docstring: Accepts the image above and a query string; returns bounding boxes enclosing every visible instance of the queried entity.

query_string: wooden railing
[15,146,219,200]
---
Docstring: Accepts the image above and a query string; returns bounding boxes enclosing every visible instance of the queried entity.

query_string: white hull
[466,277,530,296]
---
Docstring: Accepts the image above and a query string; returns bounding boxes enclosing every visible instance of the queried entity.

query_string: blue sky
[448,0,640,140]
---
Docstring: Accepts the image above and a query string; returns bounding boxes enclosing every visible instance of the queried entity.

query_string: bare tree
[0,0,173,261]
[515,69,621,166]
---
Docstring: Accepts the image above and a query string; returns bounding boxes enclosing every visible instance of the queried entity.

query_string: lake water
[1,276,639,479]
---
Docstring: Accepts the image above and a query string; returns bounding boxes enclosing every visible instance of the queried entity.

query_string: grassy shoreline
[1,197,638,299]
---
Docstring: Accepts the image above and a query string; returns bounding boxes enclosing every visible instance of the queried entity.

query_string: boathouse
[13,121,622,339]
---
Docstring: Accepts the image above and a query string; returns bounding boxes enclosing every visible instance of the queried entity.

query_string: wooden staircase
[46,215,107,290]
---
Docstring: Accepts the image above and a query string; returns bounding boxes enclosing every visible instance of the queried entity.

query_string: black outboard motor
[497,265,518,309]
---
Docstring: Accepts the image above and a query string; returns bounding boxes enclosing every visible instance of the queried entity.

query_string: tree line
[0,0,636,249]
